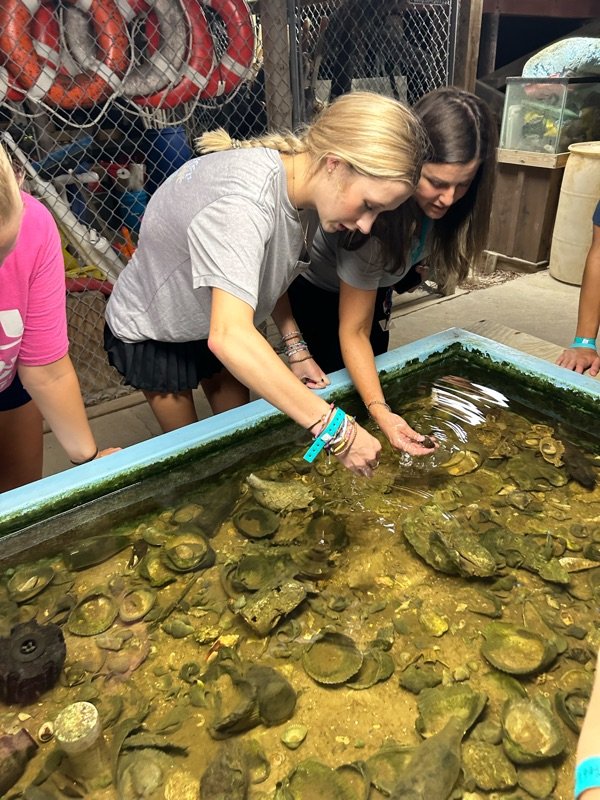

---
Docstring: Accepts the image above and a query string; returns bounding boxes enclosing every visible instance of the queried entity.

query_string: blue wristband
[303,408,345,463]
[576,756,600,798]
[571,336,597,349]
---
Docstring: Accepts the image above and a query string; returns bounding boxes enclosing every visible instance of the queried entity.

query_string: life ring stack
[0,0,256,109]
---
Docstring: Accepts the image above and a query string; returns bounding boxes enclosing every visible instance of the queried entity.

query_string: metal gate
[0,0,455,405]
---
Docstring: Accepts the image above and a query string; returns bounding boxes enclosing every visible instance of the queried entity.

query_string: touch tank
[0,328,598,800]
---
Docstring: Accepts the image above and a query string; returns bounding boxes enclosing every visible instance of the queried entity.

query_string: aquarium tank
[500,77,600,155]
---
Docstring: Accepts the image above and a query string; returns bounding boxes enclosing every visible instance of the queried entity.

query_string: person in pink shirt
[0,143,115,492]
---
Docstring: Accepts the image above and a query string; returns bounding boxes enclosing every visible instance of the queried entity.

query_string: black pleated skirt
[103,323,224,393]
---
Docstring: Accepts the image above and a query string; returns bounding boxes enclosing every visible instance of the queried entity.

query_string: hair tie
[231,139,242,149]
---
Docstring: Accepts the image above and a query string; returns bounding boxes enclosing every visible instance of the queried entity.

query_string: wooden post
[478,9,499,77]
[260,0,293,130]
[453,0,484,92]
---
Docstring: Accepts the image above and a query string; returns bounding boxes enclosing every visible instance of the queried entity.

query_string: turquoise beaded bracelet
[575,755,600,798]
[571,336,597,349]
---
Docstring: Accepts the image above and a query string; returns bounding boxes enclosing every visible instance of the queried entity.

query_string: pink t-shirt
[0,192,68,392]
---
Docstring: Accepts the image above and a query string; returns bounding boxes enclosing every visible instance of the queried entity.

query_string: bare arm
[207,288,381,476]
[338,280,435,456]
[576,649,600,799]
[270,293,330,388]
[556,223,600,376]
[19,356,115,464]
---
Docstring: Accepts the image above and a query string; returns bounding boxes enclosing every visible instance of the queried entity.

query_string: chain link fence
[0,0,454,406]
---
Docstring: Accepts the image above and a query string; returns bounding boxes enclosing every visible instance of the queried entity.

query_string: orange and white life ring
[131,0,216,108]
[132,0,254,107]
[200,0,254,98]
[1,0,61,103]
[65,0,188,100]
[0,0,129,110]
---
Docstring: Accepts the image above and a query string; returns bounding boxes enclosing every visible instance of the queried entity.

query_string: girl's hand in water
[374,410,438,456]
[336,424,382,478]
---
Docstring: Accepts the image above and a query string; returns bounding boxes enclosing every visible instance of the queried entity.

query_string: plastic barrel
[119,189,148,233]
[549,141,600,285]
[142,125,192,195]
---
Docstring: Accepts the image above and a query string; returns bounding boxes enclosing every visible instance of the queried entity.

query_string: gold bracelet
[366,400,391,414]
[290,354,314,363]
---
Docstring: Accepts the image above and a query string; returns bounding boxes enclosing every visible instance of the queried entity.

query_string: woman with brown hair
[287,87,498,454]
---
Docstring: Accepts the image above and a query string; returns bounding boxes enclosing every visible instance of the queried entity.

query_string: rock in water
[389,716,463,800]
[0,728,38,796]
[200,741,250,800]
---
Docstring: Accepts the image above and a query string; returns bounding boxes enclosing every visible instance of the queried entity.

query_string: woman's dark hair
[344,87,499,293]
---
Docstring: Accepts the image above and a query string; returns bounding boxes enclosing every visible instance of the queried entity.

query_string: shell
[366,742,417,795]
[462,741,517,792]
[232,505,280,539]
[415,683,487,738]
[281,723,308,750]
[38,721,54,743]
[7,564,54,603]
[302,630,363,685]
[280,759,357,799]
[305,511,348,551]
[67,589,118,636]
[347,648,395,690]
[138,550,177,587]
[118,586,156,623]
[481,622,557,675]
[161,531,215,572]
[517,763,557,798]
[501,698,566,765]
[246,664,297,726]
[539,436,565,467]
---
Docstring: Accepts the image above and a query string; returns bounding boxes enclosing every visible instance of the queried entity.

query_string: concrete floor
[43,268,595,477]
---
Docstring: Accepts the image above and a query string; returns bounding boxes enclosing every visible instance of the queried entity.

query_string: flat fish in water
[389,716,463,800]
[245,473,314,512]
[562,441,597,489]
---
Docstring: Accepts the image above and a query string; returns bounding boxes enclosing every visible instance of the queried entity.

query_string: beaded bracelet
[575,756,600,799]
[282,330,302,342]
[571,336,597,349]
[71,447,99,466]
[285,341,309,355]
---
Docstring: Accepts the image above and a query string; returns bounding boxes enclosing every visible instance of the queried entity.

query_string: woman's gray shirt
[106,148,307,343]
[304,215,431,292]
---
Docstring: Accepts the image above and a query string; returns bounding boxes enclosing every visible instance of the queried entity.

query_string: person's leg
[0,401,44,492]
[143,389,198,432]
[369,286,392,356]
[287,276,344,373]
[201,369,250,414]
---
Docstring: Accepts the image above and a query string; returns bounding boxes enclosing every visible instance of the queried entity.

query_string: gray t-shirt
[106,148,307,343]
[303,214,432,292]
